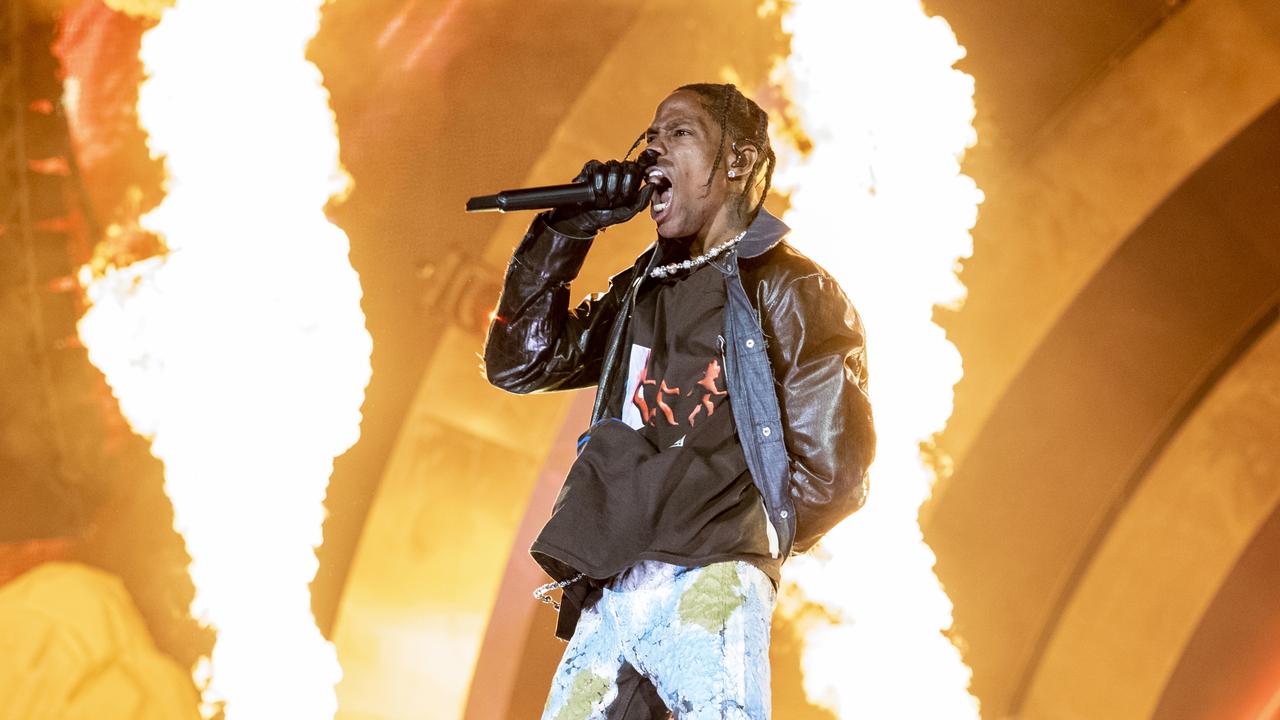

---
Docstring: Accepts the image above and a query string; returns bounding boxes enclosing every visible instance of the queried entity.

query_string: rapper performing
[481,84,874,717]
[4,0,1279,718]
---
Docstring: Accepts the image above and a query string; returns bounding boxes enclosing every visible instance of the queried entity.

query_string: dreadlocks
[675,82,777,217]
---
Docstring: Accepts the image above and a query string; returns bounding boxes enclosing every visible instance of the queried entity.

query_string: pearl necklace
[649,229,747,279]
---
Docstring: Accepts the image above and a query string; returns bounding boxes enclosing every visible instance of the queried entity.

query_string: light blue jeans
[541,560,775,720]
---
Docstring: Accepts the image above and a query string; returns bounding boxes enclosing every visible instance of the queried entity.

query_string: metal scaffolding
[1,0,90,477]
[1,0,32,253]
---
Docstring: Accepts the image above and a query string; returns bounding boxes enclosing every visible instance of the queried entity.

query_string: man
[484,83,875,719]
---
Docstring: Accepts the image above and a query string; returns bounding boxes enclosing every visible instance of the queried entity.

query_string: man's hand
[549,159,656,238]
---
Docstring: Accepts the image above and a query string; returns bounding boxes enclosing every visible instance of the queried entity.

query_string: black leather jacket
[484,208,875,556]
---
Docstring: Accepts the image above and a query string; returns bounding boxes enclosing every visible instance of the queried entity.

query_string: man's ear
[730,141,760,180]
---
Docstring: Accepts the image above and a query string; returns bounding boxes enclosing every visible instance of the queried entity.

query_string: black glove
[548,159,656,238]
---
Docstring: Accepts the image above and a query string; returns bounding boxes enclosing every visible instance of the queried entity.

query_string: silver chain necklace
[650,229,747,279]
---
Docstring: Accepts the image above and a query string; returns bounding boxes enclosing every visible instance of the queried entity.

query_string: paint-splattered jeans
[541,560,775,720]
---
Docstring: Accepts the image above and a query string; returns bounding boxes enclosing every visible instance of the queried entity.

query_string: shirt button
[761,426,771,438]
[780,510,789,519]
[745,339,755,349]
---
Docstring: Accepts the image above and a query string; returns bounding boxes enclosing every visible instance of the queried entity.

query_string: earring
[728,170,736,178]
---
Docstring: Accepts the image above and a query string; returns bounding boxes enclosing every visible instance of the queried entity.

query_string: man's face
[643,90,732,241]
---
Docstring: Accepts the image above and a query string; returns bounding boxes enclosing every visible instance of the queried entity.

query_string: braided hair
[625,83,778,218]
[676,83,777,217]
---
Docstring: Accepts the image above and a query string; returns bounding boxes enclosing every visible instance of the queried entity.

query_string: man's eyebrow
[646,114,706,135]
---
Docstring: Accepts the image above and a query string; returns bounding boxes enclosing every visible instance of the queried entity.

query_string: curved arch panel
[1022,316,1280,718]
[938,0,1280,462]
[926,99,1280,716]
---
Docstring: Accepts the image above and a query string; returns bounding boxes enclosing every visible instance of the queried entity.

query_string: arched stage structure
[324,2,1280,718]
[7,0,1277,718]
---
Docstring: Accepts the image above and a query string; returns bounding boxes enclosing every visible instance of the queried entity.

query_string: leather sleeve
[762,271,876,553]
[483,212,625,394]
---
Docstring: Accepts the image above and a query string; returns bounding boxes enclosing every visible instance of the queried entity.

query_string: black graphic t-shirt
[530,259,778,622]
[627,263,732,449]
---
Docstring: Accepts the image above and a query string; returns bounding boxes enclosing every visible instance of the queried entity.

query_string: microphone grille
[637,148,659,169]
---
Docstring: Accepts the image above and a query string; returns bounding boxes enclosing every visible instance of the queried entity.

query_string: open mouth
[647,168,674,219]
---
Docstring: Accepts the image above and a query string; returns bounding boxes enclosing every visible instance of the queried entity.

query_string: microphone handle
[465,183,596,213]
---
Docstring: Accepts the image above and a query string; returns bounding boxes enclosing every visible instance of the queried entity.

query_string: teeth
[653,200,669,212]
[647,168,671,190]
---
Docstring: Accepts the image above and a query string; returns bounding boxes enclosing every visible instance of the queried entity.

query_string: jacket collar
[736,207,790,259]
[631,206,792,279]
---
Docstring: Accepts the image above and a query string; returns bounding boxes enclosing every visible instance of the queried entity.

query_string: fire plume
[77,1,371,717]
[769,0,983,716]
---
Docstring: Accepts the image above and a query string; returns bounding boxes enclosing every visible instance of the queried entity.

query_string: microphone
[466,149,662,213]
